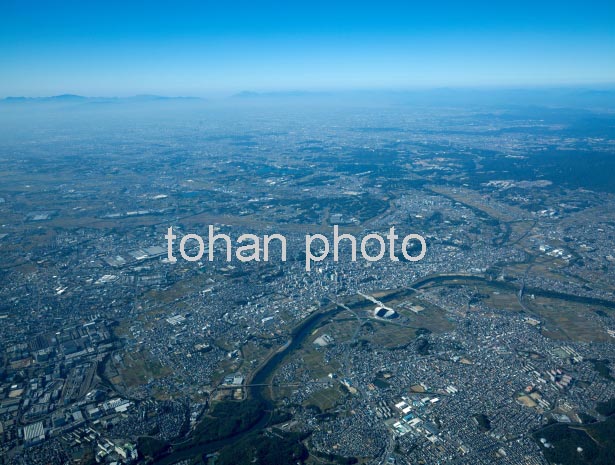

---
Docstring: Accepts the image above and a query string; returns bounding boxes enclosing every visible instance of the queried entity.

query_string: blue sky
[1,0,614,96]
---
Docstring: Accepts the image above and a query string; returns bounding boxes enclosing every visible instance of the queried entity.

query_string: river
[155,273,614,463]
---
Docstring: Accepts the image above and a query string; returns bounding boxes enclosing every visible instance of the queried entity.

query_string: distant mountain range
[229,87,615,108]
[3,88,615,108]
[231,90,328,98]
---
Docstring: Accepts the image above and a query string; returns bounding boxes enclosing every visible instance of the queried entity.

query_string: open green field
[304,386,345,412]
[526,296,612,342]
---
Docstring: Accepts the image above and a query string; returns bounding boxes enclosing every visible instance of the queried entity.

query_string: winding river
[155,273,614,463]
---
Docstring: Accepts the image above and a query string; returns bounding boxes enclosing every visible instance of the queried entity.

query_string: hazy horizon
[2,84,615,100]
[2,0,615,97]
